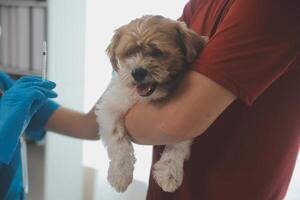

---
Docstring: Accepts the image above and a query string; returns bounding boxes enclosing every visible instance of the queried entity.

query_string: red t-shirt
[146,0,300,200]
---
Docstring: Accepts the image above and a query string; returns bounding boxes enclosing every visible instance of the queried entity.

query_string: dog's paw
[107,161,134,192]
[153,158,184,192]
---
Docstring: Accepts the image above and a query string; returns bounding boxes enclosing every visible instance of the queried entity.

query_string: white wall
[82,0,188,199]
[45,0,86,200]
[285,153,300,200]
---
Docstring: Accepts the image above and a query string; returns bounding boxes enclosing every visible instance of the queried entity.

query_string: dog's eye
[149,48,163,57]
[125,49,135,57]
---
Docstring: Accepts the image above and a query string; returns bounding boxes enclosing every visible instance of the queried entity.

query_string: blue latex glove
[25,100,60,141]
[0,72,14,91]
[0,76,57,164]
[0,72,60,141]
[0,142,22,200]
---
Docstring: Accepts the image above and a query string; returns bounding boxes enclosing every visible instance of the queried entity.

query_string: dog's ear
[106,28,123,71]
[175,21,208,65]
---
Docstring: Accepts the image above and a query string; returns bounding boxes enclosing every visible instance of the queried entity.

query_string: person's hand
[0,76,57,128]
[0,72,14,91]
[0,76,57,164]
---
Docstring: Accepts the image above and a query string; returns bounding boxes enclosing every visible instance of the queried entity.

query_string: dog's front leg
[98,109,135,192]
[153,140,192,192]
[96,77,138,192]
[106,121,135,192]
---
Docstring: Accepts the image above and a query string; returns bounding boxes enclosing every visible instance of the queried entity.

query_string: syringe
[42,41,47,81]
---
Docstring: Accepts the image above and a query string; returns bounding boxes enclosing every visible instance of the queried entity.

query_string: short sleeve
[178,0,202,24]
[178,1,192,23]
[191,0,300,105]
[25,100,60,141]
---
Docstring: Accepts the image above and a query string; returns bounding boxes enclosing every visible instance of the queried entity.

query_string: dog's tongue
[137,83,152,96]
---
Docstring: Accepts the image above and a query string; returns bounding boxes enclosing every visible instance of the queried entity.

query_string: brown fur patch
[106,15,207,99]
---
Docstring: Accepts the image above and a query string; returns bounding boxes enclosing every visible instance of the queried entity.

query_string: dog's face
[107,15,207,99]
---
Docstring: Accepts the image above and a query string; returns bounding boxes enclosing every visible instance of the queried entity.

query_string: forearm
[125,71,236,145]
[45,106,99,140]
[125,102,189,145]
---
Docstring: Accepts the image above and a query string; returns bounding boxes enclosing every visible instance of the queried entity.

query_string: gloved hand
[0,71,14,91]
[0,72,60,141]
[0,76,57,164]
[25,99,60,141]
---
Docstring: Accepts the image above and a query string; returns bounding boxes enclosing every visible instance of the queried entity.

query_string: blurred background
[0,0,299,200]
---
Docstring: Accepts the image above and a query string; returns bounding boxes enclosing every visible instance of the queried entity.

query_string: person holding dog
[61,0,297,198]
[1,0,299,199]
[124,0,300,199]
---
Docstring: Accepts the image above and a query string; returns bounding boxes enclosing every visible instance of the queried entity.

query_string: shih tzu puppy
[95,15,207,193]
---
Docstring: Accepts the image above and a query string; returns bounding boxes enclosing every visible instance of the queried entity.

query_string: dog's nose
[132,68,148,82]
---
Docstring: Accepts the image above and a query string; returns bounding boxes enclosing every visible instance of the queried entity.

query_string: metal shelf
[0,0,47,76]
[0,65,41,76]
[0,0,47,8]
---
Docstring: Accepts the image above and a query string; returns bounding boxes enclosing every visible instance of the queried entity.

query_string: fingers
[0,72,13,81]
[19,80,56,90]
[22,87,57,115]
[26,86,58,100]
[17,75,42,83]
[14,75,56,93]
[16,77,58,100]
[42,80,56,89]
[16,75,56,88]
[0,72,14,89]
[5,75,58,103]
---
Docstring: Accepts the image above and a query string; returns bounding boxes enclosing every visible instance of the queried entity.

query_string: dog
[95,15,207,193]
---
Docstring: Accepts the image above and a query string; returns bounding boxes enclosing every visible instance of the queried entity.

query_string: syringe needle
[42,41,47,81]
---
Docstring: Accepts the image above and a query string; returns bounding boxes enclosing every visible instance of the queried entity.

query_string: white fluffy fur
[93,15,206,193]
[95,74,192,192]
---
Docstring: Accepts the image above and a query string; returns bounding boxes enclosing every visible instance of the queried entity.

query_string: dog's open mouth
[136,83,156,97]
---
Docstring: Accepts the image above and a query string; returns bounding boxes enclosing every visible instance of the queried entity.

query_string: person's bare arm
[125,71,236,145]
[44,71,234,143]
[45,106,99,140]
